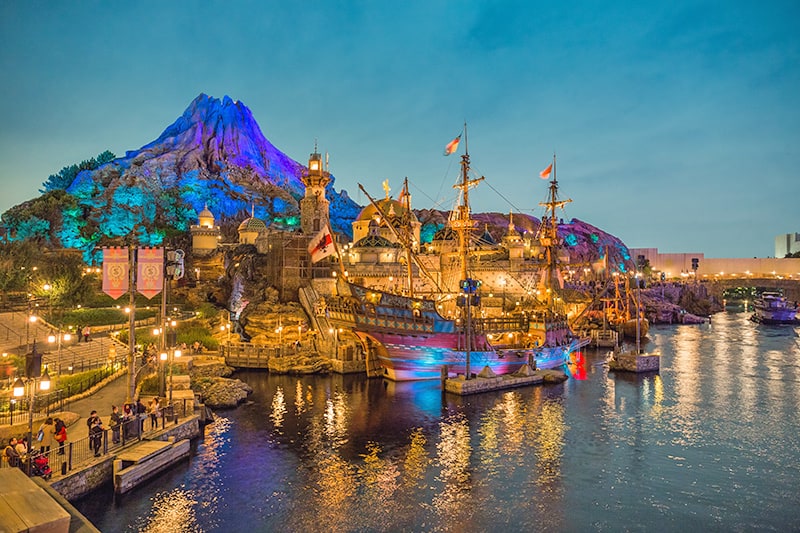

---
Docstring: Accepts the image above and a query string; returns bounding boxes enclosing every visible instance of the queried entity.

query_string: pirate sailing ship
[322,132,586,381]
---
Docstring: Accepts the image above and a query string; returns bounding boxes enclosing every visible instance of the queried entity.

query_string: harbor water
[74,311,800,532]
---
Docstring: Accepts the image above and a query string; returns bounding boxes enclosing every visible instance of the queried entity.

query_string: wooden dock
[443,366,568,395]
[0,467,73,532]
[113,438,191,494]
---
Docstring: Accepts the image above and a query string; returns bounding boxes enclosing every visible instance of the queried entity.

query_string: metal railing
[1,365,121,427]
[1,400,197,477]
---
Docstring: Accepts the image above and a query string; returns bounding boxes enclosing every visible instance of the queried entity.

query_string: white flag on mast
[308,225,335,263]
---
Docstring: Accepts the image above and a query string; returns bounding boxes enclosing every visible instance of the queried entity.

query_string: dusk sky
[1,1,798,258]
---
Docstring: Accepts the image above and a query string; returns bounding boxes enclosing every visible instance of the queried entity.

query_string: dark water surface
[75,311,800,532]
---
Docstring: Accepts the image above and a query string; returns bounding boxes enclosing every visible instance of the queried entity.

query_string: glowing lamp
[40,370,50,391]
[13,377,25,397]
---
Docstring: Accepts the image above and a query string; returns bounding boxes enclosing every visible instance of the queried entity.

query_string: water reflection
[75,313,800,532]
[433,412,473,524]
[138,489,200,533]
[129,417,232,532]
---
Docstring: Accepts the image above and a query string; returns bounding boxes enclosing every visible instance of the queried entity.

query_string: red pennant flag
[308,226,335,263]
[539,163,553,180]
[102,247,129,299]
[443,134,462,156]
[137,247,164,299]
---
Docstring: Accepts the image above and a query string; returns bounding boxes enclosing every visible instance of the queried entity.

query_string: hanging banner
[137,247,164,299]
[102,247,129,300]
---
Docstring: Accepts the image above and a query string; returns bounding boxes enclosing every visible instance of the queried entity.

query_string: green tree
[41,150,117,192]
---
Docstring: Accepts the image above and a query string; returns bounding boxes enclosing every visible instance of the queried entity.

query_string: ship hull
[750,312,798,325]
[367,331,583,381]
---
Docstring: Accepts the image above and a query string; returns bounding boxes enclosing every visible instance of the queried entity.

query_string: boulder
[192,377,252,408]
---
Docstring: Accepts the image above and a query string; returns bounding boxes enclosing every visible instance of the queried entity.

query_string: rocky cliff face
[418,209,634,270]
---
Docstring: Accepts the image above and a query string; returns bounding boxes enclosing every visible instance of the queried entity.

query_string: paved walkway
[59,372,133,443]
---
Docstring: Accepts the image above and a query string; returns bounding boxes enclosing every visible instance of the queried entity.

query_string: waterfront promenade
[1,309,193,487]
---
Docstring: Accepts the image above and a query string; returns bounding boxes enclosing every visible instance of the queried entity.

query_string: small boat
[750,292,798,324]
[608,273,660,373]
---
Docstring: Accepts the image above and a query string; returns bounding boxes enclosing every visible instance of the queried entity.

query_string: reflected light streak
[270,386,286,429]
[140,488,200,533]
[670,325,702,445]
[535,401,566,487]
[403,428,429,488]
[358,442,400,519]
[433,413,473,521]
[323,391,351,448]
[294,380,306,415]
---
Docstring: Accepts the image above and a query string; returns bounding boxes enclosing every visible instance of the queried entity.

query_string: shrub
[116,321,218,351]
[57,368,115,399]
[139,375,159,395]
[59,307,158,328]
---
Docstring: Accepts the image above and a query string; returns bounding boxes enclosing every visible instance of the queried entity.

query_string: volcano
[2,93,359,252]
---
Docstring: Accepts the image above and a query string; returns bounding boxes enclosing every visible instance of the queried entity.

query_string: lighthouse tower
[300,147,331,235]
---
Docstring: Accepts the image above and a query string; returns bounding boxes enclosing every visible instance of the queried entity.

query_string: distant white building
[630,247,800,280]
[775,233,800,258]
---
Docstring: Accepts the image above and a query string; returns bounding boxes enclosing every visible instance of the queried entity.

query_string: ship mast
[399,177,415,297]
[449,124,483,284]
[538,154,571,310]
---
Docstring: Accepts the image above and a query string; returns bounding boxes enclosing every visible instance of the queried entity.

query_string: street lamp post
[168,349,181,404]
[159,350,167,397]
[47,329,71,379]
[12,366,50,467]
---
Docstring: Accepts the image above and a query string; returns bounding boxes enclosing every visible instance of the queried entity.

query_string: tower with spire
[190,204,221,256]
[502,211,525,261]
[300,144,331,235]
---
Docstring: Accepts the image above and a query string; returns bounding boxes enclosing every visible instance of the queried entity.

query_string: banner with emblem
[137,247,164,299]
[102,247,129,300]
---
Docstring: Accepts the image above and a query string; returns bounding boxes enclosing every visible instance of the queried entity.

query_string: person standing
[89,418,104,457]
[38,417,56,454]
[148,397,161,430]
[86,410,101,448]
[4,438,21,468]
[82,325,91,342]
[110,405,122,444]
[54,418,68,455]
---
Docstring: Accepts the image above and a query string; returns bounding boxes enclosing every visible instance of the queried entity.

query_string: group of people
[74,325,92,342]
[3,394,170,471]
[3,416,68,468]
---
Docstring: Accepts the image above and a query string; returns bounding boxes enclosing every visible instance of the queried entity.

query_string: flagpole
[326,220,347,280]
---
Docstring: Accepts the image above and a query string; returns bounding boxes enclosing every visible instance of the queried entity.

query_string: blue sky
[1,0,798,258]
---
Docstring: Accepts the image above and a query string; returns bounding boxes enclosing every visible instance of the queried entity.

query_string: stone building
[190,205,221,256]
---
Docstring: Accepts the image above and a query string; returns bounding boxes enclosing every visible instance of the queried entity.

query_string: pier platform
[113,437,191,494]
[0,467,99,533]
[444,366,568,395]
